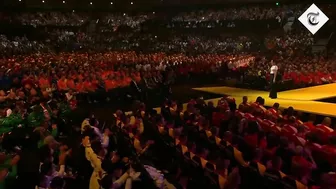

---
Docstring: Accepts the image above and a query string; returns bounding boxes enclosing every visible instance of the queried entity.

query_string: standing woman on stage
[269,60,278,99]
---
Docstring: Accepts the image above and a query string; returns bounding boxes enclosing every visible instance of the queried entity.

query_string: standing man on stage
[269,60,278,99]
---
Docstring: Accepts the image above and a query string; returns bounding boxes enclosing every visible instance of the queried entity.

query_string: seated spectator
[291,146,317,184]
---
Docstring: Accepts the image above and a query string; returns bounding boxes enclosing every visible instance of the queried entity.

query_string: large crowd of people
[4,4,334,25]
[245,55,336,86]
[0,3,336,189]
[2,50,334,97]
[1,4,331,56]
[171,6,294,21]
[2,90,336,188]
[2,12,89,26]
[0,28,317,57]
[144,95,336,189]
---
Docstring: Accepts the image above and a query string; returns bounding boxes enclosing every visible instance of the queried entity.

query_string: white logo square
[298,3,329,35]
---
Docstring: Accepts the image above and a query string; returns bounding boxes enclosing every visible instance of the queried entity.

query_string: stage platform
[193,84,336,117]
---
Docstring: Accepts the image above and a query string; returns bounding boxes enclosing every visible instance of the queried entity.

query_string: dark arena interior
[1,0,336,188]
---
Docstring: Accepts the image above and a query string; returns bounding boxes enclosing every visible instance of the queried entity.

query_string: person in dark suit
[16,131,41,189]
[130,76,142,101]
[140,74,152,102]
[72,134,93,189]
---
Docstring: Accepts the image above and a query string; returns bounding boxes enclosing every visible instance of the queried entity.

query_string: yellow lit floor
[193,85,336,117]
